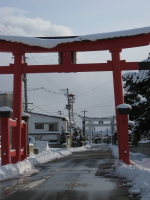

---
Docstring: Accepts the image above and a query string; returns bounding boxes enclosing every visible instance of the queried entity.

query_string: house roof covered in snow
[29,111,68,121]
[0,26,150,49]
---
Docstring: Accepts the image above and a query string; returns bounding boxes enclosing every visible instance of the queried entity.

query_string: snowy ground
[109,144,150,200]
[1,143,150,199]
[0,143,98,182]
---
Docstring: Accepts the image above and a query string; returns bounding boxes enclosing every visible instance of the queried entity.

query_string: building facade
[28,112,69,147]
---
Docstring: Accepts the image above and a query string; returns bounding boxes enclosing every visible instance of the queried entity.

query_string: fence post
[0,107,12,166]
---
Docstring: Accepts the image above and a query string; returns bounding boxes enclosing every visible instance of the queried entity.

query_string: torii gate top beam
[0,27,150,53]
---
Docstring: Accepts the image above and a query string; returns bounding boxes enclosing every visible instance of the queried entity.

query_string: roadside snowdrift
[109,144,150,200]
[0,143,98,182]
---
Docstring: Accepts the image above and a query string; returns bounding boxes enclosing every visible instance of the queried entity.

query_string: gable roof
[29,111,68,121]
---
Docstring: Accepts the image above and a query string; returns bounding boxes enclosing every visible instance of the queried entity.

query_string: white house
[28,112,69,147]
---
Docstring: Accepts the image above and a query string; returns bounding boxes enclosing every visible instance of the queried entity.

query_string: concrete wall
[129,143,150,156]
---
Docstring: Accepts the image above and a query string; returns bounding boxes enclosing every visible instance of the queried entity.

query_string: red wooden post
[117,104,131,164]
[0,109,12,166]
[119,115,130,164]
[12,51,24,163]
[110,48,124,160]
[21,123,27,161]
[1,117,10,165]
[22,113,30,159]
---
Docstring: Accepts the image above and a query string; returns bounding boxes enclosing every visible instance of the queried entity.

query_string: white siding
[28,113,68,133]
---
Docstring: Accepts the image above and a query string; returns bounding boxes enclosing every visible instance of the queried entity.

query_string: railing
[0,109,28,166]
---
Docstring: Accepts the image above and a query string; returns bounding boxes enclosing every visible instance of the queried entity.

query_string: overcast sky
[0,0,150,129]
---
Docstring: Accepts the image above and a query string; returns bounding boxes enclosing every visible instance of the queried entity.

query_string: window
[49,124,58,131]
[35,124,44,129]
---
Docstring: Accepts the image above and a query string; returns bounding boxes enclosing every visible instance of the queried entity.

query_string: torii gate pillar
[110,49,124,160]
[11,51,24,163]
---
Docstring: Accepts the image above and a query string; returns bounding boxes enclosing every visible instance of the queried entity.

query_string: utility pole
[62,88,72,146]
[66,88,71,136]
[22,55,30,157]
[81,110,87,137]
[111,115,115,144]
[58,111,64,116]
[23,55,28,113]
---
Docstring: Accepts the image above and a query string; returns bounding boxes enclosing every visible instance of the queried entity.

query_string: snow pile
[69,143,103,152]
[0,26,150,49]
[109,144,119,158]
[0,143,98,182]
[109,144,150,199]
[115,160,150,199]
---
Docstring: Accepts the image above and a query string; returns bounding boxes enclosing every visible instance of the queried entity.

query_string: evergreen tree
[122,57,150,145]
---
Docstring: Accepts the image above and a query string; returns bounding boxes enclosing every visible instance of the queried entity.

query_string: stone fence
[129,143,150,156]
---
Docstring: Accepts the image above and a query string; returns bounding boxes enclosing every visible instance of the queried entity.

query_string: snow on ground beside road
[0,143,99,182]
[109,144,150,200]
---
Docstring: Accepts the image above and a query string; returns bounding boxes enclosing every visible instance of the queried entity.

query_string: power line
[27,54,62,90]
[0,24,11,35]
[76,80,113,97]
[74,104,114,110]
[0,29,4,34]
[27,87,63,95]
[35,99,67,107]
[0,21,18,35]
[75,100,114,107]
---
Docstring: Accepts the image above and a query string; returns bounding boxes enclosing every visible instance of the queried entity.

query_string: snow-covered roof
[29,111,68,120]
[0,26,150,49]
[117,104,132,109]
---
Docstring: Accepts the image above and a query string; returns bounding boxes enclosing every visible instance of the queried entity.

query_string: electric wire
[27,87,63,95]
[76,79,113,97]
[0,21,18,35]
[0,24,11,35]
[74,104,114,110]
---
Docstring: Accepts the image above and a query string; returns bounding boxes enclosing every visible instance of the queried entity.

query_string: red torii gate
[0,29,150,165]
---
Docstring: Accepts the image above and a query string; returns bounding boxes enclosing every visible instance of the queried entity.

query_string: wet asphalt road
[0,144,139,200]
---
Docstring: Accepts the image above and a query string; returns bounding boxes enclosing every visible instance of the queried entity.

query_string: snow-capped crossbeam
[0,26,150,49]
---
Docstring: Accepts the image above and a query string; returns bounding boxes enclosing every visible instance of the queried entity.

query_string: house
[28,112,69,147]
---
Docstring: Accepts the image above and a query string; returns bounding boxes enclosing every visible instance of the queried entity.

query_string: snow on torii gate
[0,27,150,165]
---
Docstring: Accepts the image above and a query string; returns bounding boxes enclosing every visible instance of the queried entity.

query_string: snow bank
[109,144,150,199]
[0,26,150,49]
[0,143,98,182]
